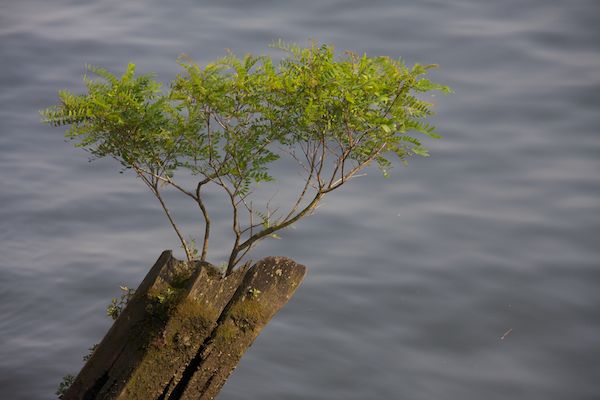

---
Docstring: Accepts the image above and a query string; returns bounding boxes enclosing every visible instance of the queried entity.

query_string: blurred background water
[1,0,599,398]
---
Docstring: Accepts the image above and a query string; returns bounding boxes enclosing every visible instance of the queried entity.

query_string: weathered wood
[175,256,306,399]
[63,252,306,400]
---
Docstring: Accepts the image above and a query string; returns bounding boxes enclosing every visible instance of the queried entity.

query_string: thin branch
[212,112,230,131]
[276,144,311,176]
[233,190,323,265]
[195,178,211,262]
[132,165,192,262]
[327,145,352,189]
[324,142,387,193]
[283,142,318,221]
[224,183,242,274]
[315,135,327,189]
[135,165,196,199]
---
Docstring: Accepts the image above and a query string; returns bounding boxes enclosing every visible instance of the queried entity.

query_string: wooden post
[63,251,307,400]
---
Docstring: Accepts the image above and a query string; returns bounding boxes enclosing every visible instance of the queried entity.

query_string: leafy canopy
[43,42,450,272]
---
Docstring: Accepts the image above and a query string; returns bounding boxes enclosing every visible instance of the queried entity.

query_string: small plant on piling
[106,285,136,320]
[42,41,450,274]
[56,374,75,398]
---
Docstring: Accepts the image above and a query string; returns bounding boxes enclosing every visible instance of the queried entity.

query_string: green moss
[218,320,239,343]
[229,296,268,325]
[120,294,221,399]
[123,344,172,399]
[168,261,196,289]
[164,299,216,345]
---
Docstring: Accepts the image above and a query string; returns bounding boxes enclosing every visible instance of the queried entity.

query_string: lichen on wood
[63,251,306,400]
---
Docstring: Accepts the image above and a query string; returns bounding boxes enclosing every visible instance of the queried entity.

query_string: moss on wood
[64,252,306,400]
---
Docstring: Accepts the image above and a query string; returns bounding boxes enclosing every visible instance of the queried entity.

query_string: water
[1,0,599,398]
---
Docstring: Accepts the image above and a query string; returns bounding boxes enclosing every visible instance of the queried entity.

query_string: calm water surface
[1,0,599,399]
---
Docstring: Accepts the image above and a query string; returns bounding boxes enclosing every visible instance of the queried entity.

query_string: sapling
[42,42,450,275]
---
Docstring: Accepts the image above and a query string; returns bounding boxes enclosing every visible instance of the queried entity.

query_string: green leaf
[412,146,430,157]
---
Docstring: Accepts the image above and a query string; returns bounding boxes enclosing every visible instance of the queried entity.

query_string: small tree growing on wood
[43,42,450,275]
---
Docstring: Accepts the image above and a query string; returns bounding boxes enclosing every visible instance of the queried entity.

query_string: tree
[42,42,451,275]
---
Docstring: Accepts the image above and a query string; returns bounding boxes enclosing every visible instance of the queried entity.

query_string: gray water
[1,0,599,399]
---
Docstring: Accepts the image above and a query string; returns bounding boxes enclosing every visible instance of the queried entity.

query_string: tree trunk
[63,251,307,400]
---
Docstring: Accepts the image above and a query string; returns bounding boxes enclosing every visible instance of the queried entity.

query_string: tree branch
[133,165,192,262]
[195,178,211,262]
